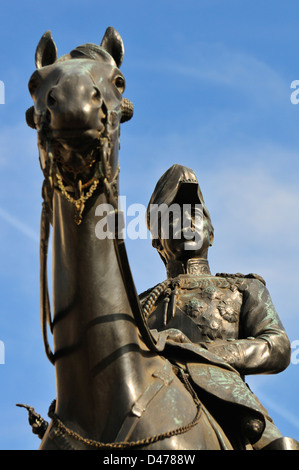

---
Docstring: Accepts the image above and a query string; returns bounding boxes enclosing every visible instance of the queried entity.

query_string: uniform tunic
[146,274,290,376]
[142,273,291,447]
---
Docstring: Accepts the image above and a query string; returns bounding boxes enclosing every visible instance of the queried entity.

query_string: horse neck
[51,188,156,441]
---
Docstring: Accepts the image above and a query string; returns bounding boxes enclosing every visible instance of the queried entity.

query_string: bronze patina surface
[19,27,299,450]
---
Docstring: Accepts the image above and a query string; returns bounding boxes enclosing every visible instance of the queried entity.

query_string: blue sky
[1,0,299,450]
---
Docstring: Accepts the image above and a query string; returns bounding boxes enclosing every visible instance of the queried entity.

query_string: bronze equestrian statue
[142,163,299,450]
[19,26,298,450]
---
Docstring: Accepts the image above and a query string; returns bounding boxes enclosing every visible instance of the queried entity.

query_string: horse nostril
[47,90,57,108]
[91,86,101,104]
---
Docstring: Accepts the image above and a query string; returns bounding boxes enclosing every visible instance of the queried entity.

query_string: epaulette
[215,272,266,286]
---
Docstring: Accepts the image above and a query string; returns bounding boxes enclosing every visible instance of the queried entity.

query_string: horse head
[26,27,133,222]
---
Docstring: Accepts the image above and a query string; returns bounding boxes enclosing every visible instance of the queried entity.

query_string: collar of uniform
[186,258,211,275]
[166,258,211,278]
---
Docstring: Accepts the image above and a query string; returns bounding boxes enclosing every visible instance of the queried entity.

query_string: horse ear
[100,27,124,67]
[35,31,57,69]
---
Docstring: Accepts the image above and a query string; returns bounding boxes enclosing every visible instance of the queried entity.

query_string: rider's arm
[207,279,291,375]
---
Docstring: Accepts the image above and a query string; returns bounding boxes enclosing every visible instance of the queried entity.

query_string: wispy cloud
[132,40,288,108]
[204,164,299,247]
[0,206,39,243]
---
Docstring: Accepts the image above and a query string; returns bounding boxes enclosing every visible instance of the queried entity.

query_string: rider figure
[141,164,298,450]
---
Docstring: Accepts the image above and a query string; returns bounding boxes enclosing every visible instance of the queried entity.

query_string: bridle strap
[40,200,55,364]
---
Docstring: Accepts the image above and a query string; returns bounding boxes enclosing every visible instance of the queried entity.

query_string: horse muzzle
[45,74,107,148]
[26,98,133,151]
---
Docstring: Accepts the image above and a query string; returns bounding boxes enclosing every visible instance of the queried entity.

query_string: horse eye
[113,76,125,93]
